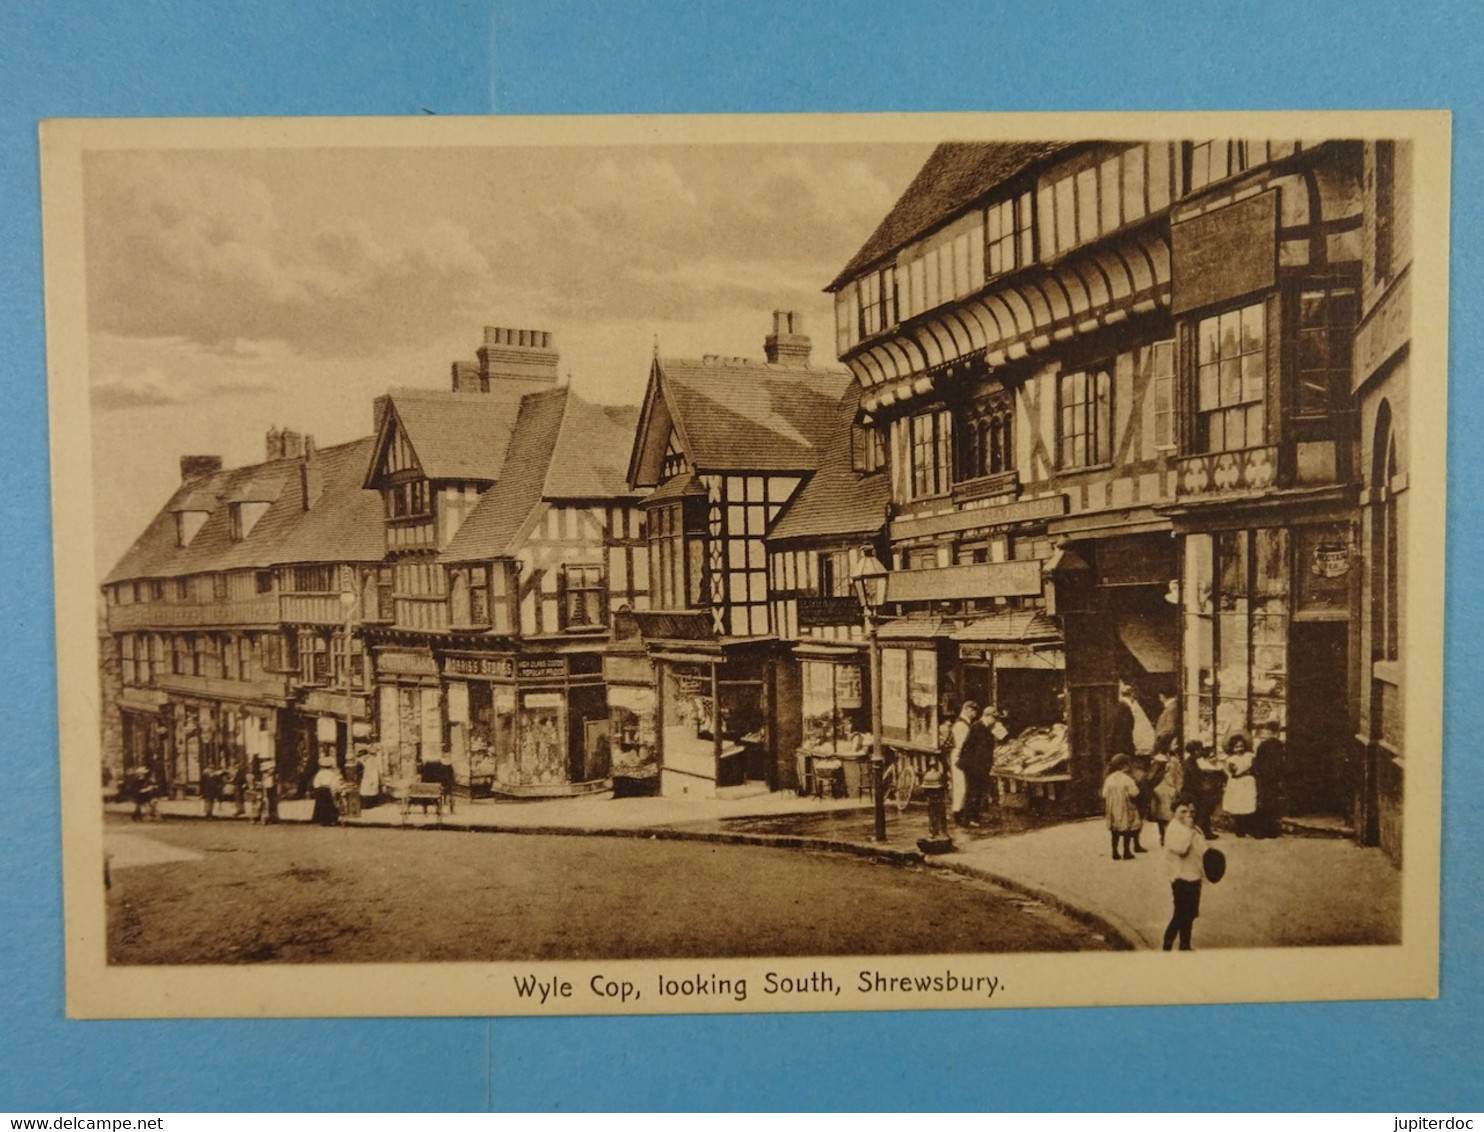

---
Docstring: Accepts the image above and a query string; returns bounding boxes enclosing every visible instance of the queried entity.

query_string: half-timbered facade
[102,431,386,798]
[433,387,644,796]
[830,139,1371,822]
[622,312,849,796]
[360,327,646,798]
[765,377,890,796]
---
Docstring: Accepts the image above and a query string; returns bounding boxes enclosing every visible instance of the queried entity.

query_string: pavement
[107,789,1401,951]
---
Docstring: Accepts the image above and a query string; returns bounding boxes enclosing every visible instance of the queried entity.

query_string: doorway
[1286,620,1350,819]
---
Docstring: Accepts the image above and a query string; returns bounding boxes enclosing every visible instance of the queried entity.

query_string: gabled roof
[104,437,389,587]
[828,142,1066,290]
[368,379,552,486]
[269,437,385,566]
[630,355,850,485]
[440,387,641,563]
[767,378,890,543]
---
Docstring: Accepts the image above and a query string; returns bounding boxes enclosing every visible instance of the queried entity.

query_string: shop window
[562,564,607,630]
[608,684,657,781]
[1058,368,1112,469]
[1182,529,1289,749]
[1152,340,1176,450]
[986,190,1034,278]
[1195,301,1266,452]
[880,646,938,749]
[962,391,1014,480]
[801,660,867,754]
[910,408,954,498]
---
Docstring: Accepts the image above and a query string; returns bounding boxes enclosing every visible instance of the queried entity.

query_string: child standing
[1101,755,1143,860]
[1163,795,1208,951]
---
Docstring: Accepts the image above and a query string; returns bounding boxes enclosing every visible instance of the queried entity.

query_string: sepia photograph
[42,111,1448,1019]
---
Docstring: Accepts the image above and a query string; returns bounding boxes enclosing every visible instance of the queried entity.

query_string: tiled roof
[104,437,389,586]
[440,388,641,563]
[104,455,302,584]
[544,397,642,500]
[378,380,552,483]
[829,142,1065,289]
[268,437,386,566]
[659,356,849,473]
[767,378,890,543]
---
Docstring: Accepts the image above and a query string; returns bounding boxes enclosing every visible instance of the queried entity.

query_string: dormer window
[175,510,209,547]
[387,479,430,519]
[230,501,271,542]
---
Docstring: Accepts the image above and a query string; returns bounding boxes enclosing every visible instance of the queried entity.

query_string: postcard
[41,110,1448,1018]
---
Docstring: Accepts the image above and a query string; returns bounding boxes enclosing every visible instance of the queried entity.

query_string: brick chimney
[451,359,485,393]
[300,448,324,511]
[764,310,811,368]
[180,455,223,482]
[476,327,559,385]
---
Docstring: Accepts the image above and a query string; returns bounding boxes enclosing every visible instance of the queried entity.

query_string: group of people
[944,699,1009,828]
[1100,681,1289,951]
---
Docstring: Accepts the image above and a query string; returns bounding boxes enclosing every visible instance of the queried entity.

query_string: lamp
[850,546,890,843]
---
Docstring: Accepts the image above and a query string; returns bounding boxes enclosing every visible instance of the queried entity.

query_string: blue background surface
[2,0,1479,1112]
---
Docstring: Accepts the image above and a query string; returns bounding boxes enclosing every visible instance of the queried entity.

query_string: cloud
[89,334,284,410]
[85,156,501,357]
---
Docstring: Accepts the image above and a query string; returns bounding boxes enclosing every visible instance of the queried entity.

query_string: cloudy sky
[83,138,934,577]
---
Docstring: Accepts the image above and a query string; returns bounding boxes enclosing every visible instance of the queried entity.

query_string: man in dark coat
[956,707,997,825]
[1251,722,1286,838]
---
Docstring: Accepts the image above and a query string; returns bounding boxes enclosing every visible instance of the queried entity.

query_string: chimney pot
[477,325,559,385]
[764,309,812,367]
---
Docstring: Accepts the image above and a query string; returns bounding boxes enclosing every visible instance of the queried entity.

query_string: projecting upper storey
[829,140,1357,402]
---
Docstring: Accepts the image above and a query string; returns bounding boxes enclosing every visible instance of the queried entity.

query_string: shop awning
[793,641,865,659]
[950,610,1061,644]
[1118,614,1176,674]
[876,614,955,641]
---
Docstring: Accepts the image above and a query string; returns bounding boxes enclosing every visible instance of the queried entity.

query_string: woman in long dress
[311,760,342,825]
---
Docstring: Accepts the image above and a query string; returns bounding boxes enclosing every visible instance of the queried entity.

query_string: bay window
[910,409,954,498]
[1196,301,1267,452]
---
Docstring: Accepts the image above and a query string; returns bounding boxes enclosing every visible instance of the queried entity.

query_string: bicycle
[877,748,920,812]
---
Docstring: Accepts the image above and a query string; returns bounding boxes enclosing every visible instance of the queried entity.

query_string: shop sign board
[517,656,568,680]
[796,595,862,628]
[444,655,515,679]
[1171,191,1277,314]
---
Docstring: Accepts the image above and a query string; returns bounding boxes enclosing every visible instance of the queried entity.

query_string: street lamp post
[851,547,890,844]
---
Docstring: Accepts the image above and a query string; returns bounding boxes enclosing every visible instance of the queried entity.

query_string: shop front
[440,650,610,797]
[794,643,871,797]
[1178,521,1356,818]
[374,647,443,789]
[652,646,774,798]
[603,647,659,797]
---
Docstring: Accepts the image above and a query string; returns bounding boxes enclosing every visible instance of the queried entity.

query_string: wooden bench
[401,781,451,818]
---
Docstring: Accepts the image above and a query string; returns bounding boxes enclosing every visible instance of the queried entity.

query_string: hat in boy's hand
[1203,847,1227,883]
